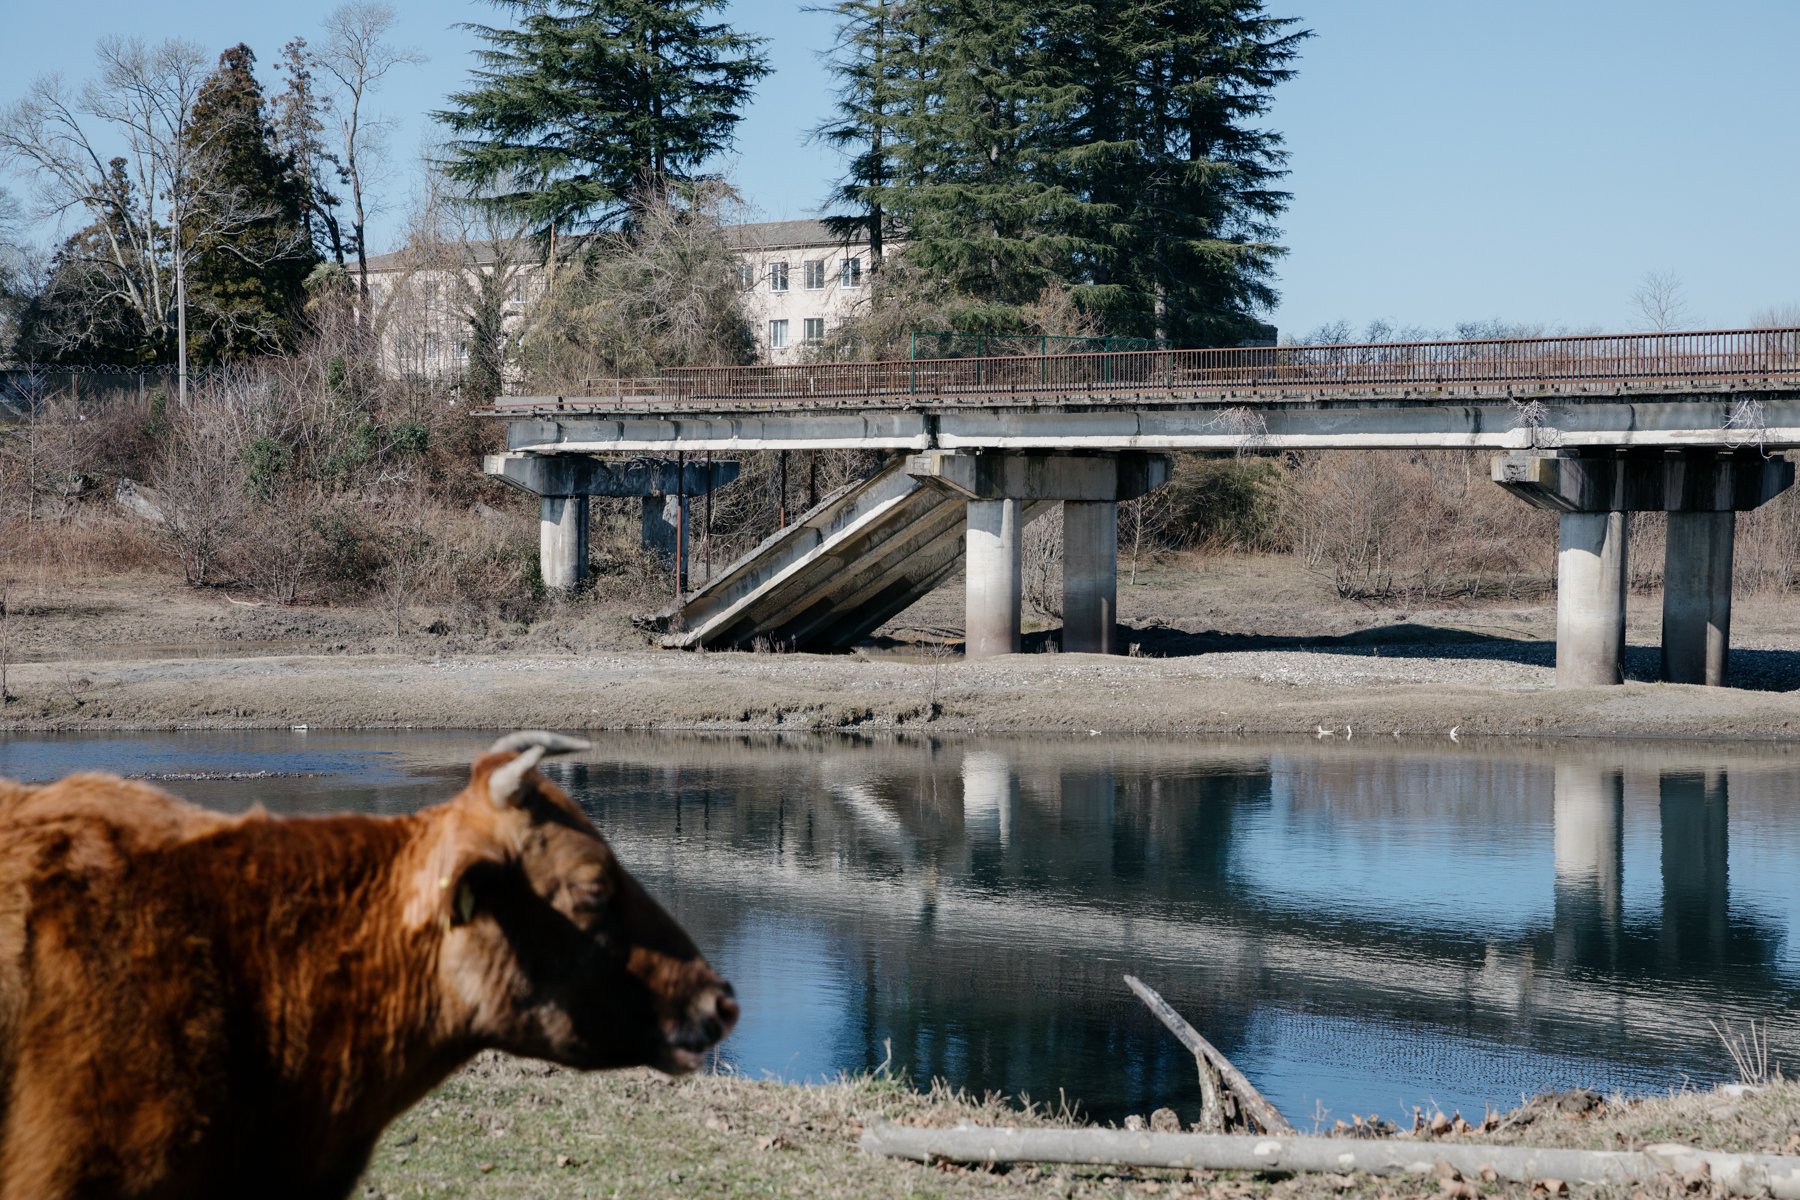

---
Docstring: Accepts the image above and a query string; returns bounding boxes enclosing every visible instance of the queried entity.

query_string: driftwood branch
[1124,974,1295,1135]
[859,1124,1800,1199]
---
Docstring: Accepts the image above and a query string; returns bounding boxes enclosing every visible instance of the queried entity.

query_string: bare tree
[1632,269,1693,333]
[0,38,288,402]
[1749,302,1800,329]
[520,179,755,385]
[150,380,251,584]
[313,2,425,307]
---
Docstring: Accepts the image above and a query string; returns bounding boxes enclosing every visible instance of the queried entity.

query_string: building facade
[361,219,878,381]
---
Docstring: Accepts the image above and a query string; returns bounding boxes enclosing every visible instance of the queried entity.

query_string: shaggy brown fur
[0,744,735,1200]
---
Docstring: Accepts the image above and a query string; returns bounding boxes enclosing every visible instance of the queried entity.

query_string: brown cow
[0,731,736,1200]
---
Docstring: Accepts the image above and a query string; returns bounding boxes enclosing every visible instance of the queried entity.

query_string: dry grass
[356,1056,1800,1200]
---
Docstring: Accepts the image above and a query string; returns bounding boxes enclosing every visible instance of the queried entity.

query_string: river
[2,730,1795,1127]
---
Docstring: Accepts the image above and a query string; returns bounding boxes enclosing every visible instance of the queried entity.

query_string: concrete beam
[1557,510,1629,687]
[485,452,740,497]
[509,394,1800,454]
[1662,511,1734,686]
[906,450,1171,501]
[1492,451,1793,513]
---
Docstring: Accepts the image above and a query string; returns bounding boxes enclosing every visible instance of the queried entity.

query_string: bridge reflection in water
[554,735,1799,1125]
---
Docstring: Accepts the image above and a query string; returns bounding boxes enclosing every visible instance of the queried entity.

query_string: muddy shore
[4,565,1799,740]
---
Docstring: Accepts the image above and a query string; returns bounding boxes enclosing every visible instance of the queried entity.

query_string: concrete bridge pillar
[1062,501,1118,654]
[484,453,740,594]
[539,496,591,593]
[1662,512,1735,686]
[965,499,1024,658]
[1556,511,1630,687]
[1494,451,1792,687]
[908,450,1171,659]
[642,495,694,592]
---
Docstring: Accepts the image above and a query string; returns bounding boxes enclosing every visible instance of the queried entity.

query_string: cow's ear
[432,851,509,933]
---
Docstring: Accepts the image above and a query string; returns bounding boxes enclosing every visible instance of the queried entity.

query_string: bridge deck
[484,326,1800,415]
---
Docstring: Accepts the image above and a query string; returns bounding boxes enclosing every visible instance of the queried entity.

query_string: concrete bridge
[482,326,1800,685]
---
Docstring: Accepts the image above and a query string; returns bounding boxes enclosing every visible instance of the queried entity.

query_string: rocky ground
[355,1054,1800,1200]
[3,556,1800,738]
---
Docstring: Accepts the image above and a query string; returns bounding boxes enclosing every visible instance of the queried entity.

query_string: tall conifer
[438,0,768,234]
[181,43,317,362]
[818,0,1305,344]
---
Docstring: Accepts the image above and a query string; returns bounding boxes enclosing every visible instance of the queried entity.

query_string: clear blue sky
[5,0,1797,339]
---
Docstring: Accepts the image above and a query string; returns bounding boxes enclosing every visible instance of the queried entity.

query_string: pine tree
[817,0,1305,345]
[1055,0,1306,345]
[438,0,768,234]
[272,37,349,267]
[869,0,1099,317]
[811,0,898,269]
[181,43,317,362]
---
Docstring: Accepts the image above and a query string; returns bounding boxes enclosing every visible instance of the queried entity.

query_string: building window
[803,259,826,290]
[803,318,825,345]
[736,262,756,291]
[769,261,789,292]
[769,319,789,350]
[841,257,864,288]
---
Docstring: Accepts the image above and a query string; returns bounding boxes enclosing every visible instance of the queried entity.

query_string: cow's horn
[488,731,591,756]
[488,744,546,807]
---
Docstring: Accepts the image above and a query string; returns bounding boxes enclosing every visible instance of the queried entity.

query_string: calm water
[2,730,1797,1126]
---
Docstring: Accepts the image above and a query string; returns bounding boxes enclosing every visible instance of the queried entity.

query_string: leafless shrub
[1023,504,1062,620]
[149,382,252,586]
[1281,450,1555,602]
[0,585,13,704]
[232,485,327,604]
[520,180,754,386]
[1710,1018,1780,1086]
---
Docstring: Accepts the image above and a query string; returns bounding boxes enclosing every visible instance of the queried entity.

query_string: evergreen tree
[871,0,1099,316]
[16,160,165,365]
[1055,0,1305,344]
[811,0,898,269]
[272,37,350,267]
[818,0,1304,345]
[181,43,317,363]
[438,0,769,234]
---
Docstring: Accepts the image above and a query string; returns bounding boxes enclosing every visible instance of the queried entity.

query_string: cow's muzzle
[660,980,739,1074]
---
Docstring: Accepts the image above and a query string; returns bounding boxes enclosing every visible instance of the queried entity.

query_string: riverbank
[4,564,1799,738]
[356,1055,1800,1199]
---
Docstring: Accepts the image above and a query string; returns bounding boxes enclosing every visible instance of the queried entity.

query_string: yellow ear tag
[456,882,476,926]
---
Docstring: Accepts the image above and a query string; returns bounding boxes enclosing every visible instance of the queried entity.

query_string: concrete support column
[1062,500,1118,654]
[965,498,1023,658]
[539,495,590,592]
[1556,510,1630,687]
[1662,511,1735,686]
[641,494,692,592]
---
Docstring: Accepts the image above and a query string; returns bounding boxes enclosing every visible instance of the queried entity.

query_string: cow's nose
[713,984,739,1034]
[691,982,738,1045]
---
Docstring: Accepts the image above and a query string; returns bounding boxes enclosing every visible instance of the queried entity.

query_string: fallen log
[858,1124,1800,1198]
[1124,974,1295,1135]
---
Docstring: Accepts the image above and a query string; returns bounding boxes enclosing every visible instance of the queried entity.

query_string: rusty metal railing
[486,327,1800,412]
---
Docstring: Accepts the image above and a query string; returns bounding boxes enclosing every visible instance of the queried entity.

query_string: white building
[362,219,879,379]
[724,219,875,362]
